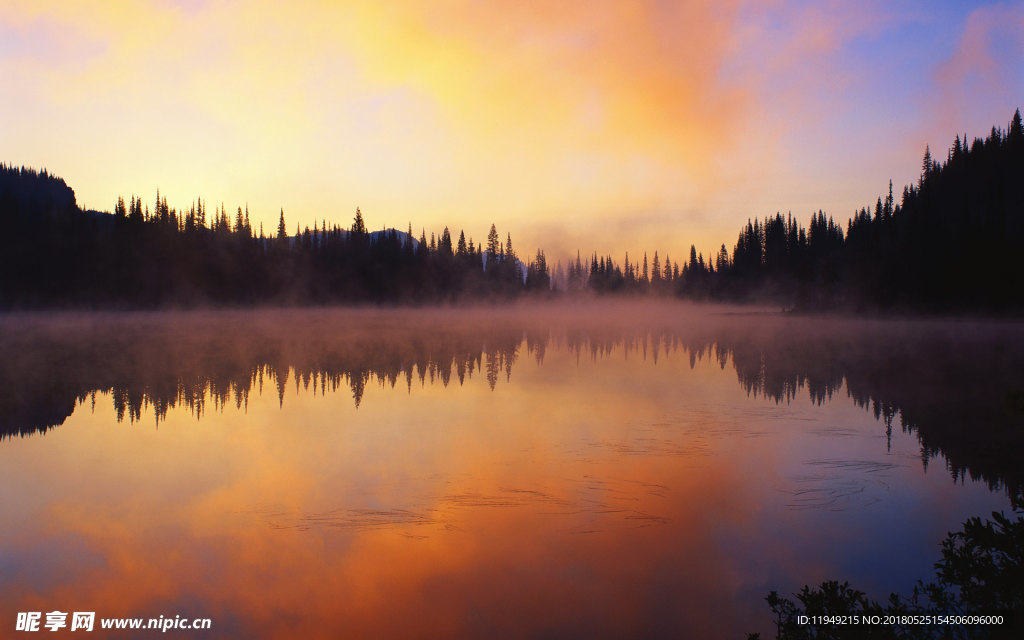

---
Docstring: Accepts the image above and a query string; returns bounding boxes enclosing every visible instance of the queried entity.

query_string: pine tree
[920,145,933,188]
[351,207,367,236]
[1010,108,1023,140]
[440,227,453,255]
[716,244,729,272]
[277,209,287,238]
[486,224,500,261]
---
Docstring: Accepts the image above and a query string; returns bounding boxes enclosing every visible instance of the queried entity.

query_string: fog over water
[1,302,1021,638]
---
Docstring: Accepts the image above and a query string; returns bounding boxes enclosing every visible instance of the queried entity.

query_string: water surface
[1,304,1021,638]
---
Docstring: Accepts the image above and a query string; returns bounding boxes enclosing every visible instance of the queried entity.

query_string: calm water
[1,304,1021,638]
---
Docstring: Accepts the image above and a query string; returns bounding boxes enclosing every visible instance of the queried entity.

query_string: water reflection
[0,304,1021,638]
[3,307,1021,503]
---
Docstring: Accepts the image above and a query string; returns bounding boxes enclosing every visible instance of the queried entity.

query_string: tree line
[563,109,1024,312]
[2,109,1021,311]
[0,170,550,306]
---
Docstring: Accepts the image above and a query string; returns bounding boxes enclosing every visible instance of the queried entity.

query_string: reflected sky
[0,305,1018,638]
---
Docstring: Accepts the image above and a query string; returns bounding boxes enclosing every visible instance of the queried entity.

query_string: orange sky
[2,0,1021,262]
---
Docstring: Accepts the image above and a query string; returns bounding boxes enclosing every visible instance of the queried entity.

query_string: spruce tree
[486,224,499,262]
[351,207,367,236]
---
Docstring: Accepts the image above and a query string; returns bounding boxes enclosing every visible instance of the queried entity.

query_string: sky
[2,0,1022,263]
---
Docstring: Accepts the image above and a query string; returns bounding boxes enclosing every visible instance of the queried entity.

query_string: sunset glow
[2,0,1021,259]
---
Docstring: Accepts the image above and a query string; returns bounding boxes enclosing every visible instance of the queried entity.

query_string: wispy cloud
[932,3,1024,136]
[1,1,1019,259]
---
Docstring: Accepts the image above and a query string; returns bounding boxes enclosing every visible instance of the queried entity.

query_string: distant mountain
[0,164,77,216]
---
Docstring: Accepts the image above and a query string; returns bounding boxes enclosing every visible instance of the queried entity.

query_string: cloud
[932,3,1024,134]
[4,1,1014,258]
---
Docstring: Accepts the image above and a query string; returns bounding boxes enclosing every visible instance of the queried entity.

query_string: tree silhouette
[2,109,1021,311]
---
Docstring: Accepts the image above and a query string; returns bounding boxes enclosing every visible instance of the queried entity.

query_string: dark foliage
[3,109,1021,311]
[0,166,543,307]
[699,109,1024,312]
[564,109,1023,313]
[751,511,1024,639]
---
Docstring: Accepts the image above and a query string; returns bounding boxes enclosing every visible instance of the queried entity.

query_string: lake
[1,303,1021,638]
